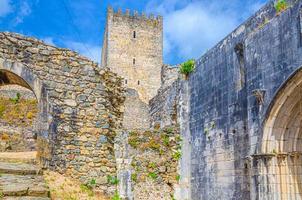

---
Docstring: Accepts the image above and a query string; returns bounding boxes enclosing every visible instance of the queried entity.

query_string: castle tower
[101,7,163,103]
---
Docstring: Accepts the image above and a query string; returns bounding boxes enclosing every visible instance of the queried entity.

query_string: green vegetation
[111,191,121,200]
[148,162,156,169]
[131,173,137,182]
[148,172,158,180]
[10,93,21,104]
[180,59,195,77]
[107,175,119,185]
[172,151,182,160]
[0,97,38,127]
[176,174,181,182]
[80,184,94,197]
[275,0,288,13]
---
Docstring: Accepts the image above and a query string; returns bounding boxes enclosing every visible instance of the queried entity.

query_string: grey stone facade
[186,0,302,199]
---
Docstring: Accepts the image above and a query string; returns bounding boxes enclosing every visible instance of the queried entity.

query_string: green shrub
[10,93,21,104]
[176,174,181,182]
[107,175,119,185]
[275,0,288,13]
[179,59,195,76]
[111,191,121,200]
[148,172,158,180]
[172,151,182,160]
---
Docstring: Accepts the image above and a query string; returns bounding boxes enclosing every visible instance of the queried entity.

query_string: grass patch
[107,175,119,185]
[44,171,109,200]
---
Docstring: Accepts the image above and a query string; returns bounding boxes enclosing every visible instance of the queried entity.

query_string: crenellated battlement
[107,6,163,23]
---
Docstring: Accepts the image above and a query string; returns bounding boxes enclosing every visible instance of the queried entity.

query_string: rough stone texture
[0,154,50,199]
[185,0,302,199]
[160,65,179,90]
[0,32,125,194]
[115,127,181,200]
[0,93,38,152]
[101,7,163,103]
[0,126,36,152]
[122,89,150,130]
[0,85,36,99]
[150,80,179,129]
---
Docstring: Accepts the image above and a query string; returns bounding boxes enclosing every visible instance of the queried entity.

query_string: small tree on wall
[179,59,195,80]
[275,0,288,13]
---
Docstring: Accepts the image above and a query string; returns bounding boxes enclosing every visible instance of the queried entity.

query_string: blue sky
[0,0,267,65]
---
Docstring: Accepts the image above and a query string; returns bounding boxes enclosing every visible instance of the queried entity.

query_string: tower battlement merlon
[107,6,163,23]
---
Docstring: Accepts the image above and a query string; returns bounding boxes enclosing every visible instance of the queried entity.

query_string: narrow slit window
[133,58,136,65]
[133,31,136,38]
[138,80,140,85]
[125,79,128,85]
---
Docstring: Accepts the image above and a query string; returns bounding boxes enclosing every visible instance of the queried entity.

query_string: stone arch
[260,67,302,199]
[0,32,125,194]
[0,59,50,163]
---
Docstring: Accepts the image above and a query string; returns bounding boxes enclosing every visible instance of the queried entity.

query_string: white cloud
[146,0,267,63]
[0,0,12,17]
[13,1,31,26]
[64,41,102,63]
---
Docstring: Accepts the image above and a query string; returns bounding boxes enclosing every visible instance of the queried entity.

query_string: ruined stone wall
[115,126,181,200]
[0,85,35,99]
[102,7,163,103]
[0,32,125,195]
[149,80,180,128]
[149,65,180,128]
[0,85,37,152]
[122,89,150,130]
[187,0,302,199]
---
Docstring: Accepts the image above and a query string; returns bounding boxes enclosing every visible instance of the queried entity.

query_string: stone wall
[0,85,37,152]
[102,7,163,103]
[149,65,180,128]
[122,89,150,130]
[186,0,302,199]
[0,32,125,195]
[115,126,181,200]
[0,85,36,99]
[149,80,180,128]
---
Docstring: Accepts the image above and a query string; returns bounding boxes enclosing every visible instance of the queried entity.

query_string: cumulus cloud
[146,0,267,63]
[0,0,12,17]
[65,41,102,63]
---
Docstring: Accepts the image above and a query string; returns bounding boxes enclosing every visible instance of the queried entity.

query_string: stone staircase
[0,152,50,200]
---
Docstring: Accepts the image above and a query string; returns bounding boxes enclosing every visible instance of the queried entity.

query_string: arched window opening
[133,31,136,38]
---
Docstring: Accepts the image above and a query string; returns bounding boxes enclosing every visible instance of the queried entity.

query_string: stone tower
[101,7,163,103]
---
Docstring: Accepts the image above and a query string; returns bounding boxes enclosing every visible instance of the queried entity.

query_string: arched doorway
[0,84,37,152]
[261,67,302,199]
[0,66,50,166]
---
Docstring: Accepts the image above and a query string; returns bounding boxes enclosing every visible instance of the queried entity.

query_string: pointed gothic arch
[260,67,302,199]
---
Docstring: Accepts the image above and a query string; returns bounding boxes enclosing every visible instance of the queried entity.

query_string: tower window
[125,79,128,84]
[138,80,140,85]
[133,31,136,38]
[133,58,136,65]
